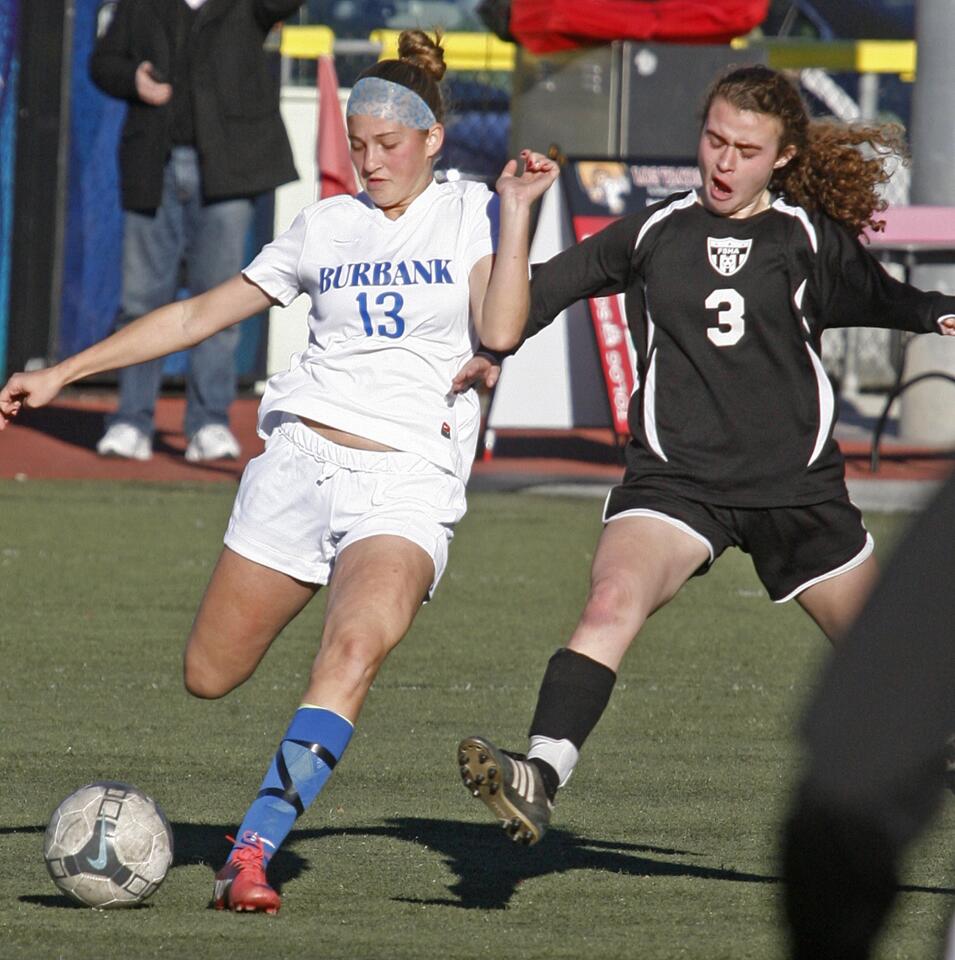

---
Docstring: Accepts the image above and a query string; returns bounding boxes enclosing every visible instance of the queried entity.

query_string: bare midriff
[300,417,397,452]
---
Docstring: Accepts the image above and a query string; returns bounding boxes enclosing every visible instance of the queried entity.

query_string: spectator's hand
[135,61,172,106]
[940,315,955,336]
[495,150,559,206]
[0,368,66,430]
[451,354,501,394]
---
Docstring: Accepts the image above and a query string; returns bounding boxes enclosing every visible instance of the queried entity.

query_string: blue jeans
[110,147,253,439]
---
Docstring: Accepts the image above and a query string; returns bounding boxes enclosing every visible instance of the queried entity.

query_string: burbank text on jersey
[317,259,454,294]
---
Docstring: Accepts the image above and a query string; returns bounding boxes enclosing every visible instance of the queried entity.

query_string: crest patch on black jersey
[707,237,752,277]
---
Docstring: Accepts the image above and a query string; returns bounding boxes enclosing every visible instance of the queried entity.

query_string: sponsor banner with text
[561,158,701,436]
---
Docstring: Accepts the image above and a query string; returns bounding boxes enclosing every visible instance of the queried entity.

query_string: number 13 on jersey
[357,291,406,339]
[705,288,745,347]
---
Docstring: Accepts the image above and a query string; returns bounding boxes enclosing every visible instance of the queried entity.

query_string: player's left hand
[495,150,559,206]
[940,315,955,336]
[451,354,501,394]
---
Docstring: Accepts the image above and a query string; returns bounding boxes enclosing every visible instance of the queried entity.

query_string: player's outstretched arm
[472,150,559,352]
[0,274,273,430]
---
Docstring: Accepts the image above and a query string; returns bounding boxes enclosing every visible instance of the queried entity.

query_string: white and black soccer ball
[43,781,174,908]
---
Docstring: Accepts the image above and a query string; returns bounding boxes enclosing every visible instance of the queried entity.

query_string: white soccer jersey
[244,179,499,480]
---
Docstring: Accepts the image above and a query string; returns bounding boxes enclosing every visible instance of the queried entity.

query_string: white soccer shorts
[224,419,466,593]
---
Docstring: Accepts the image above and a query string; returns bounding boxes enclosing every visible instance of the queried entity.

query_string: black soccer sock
[527,648,617,798]
[529,648,617,746]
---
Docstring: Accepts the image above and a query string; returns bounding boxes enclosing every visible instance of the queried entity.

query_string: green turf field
[1,480,951,959]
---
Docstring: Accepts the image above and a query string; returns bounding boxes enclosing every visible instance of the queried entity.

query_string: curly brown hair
[358,29,447,123]
[701,65,908,236]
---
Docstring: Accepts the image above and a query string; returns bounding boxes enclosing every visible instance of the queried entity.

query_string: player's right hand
[0,368,65,429]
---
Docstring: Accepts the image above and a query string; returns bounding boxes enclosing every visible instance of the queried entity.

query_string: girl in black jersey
[454,65,955,845]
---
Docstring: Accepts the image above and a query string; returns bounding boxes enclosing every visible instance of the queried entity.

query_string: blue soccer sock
[230,705,353,864]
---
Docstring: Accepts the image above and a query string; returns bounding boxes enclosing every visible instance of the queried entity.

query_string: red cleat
[213,837,281,914]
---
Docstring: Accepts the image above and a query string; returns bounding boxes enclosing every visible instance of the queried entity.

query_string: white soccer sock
[528,735,579,787]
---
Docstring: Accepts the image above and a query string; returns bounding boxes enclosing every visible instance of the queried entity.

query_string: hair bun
[397,29,447,83]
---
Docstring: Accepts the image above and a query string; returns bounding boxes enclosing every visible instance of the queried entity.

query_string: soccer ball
[43,781,174,908]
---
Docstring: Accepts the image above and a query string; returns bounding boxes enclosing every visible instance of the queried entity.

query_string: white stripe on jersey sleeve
[634,191,698,253]
[772,197,818,252]
[795,279,812,334]
[642,351,668,461]
[805,341,836,466]
[646,299,656,353]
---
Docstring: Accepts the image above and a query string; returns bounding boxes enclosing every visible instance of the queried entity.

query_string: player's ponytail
[779,120,907,237]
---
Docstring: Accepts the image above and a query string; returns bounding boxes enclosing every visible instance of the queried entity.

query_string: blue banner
[60,0,125,361]
[0,0,20,380]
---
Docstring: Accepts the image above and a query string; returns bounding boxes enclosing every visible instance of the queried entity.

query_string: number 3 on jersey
[357,291,405,338]
[705,288,745,347]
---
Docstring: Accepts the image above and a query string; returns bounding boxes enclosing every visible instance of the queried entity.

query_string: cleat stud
[478,752,488,763]
[489,783,498,795]
[458,753,467,765]
[474,774,485,784]
[472,789,481,797]
[487,767,497,778]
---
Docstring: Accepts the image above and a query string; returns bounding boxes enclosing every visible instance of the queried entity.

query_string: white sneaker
[185,424,241,463]
[96,423,152,461]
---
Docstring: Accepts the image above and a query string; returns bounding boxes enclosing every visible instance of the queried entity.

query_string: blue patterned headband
[346,77,437,130]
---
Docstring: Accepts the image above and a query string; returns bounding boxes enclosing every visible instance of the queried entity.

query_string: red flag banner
[571,216,633,436]
[511,0,769,53]
[317,55,356,199]
[560,159,702,437]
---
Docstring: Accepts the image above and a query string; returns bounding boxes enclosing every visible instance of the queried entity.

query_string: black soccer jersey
[528,191,955,507]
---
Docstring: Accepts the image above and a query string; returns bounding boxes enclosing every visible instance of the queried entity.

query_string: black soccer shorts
[603,481,872,602]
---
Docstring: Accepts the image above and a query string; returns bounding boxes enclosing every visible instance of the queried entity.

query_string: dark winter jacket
[90,0,301,211]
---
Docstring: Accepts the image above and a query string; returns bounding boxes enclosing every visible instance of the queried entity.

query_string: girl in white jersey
[454,65,955,848]
[0,29,558,913]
